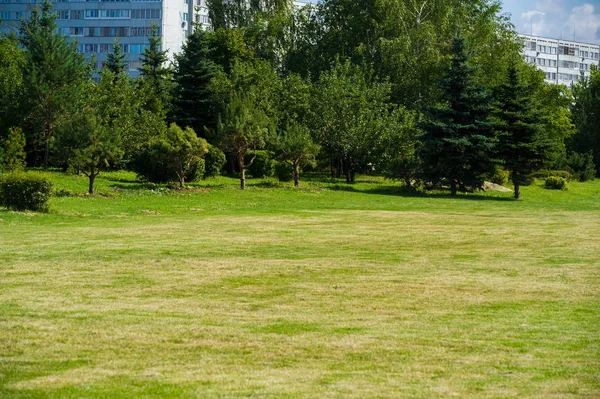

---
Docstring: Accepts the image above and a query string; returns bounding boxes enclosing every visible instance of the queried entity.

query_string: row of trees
[0,0,598,198]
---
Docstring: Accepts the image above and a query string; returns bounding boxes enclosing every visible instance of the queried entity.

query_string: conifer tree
[139,23,171,116]
[495,65,552,199]
[105,38,127,76]
[171,26,221,136]
[420,37,496,195]
[18,0,88,169]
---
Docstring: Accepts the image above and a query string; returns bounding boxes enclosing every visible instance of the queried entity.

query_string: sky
[501,0,600,44]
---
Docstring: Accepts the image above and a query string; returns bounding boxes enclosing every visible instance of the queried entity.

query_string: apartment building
[520,34,600,86]
[0,0,210,76]
[1,1,311,76]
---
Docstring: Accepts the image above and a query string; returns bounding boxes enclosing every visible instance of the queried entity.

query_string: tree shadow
[327,183,515,202]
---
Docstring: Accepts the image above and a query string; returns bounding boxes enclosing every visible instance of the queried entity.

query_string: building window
[57,10,69,20]
[131,9,162,19]
[71,10,84,20]
[85,9,131,19]
[130,61,143,70]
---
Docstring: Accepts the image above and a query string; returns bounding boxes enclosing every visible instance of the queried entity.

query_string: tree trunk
[514,182,521,200]
[450,180,457,196]
[330,157,334,179]
[44,138,49,170]
[238,154,246,190]
[179,176,185,188]
[293,161,300,187]
[88,169,96,195]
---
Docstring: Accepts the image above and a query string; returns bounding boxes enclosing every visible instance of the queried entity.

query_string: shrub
[131,143,205,185]
[554,151,596,182]
[204,145,226,178]
[544,176,568,190]
[275,161,294,182]
[532,170,572,182]
[2,127,26,172]
[247,151,274,178]
[0,173,53,212]
[490,168,509,186]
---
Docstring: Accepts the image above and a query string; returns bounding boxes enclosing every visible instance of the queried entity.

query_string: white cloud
[563,4,600,43]
[520,10,551,37]
[518,2,600,44]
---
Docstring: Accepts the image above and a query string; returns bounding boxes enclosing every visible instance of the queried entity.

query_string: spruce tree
[495,65,552,199]
[139,24,171,116]
[105,38,127,76]
[420,37,496,195]
[171,26,221,137]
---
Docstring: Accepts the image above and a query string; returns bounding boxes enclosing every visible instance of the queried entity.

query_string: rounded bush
[275,161,293,182]
[131,143,204,184]
[204,145,226,178]
[544,176,568,190]
[0,172,53,212]
[246,151,274,178]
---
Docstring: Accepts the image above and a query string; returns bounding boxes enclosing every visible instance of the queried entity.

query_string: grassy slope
[1,171,599,398]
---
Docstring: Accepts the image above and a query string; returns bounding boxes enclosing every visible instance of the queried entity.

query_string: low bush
[554,151,596,182]
[490,168,509,186]
[0,172,53,212]
[204,145,226,178]
[544,176,568,190]
[275,161,294,182]
[532,170,573,182]
[131,144,205,184]
[247,151,275,178]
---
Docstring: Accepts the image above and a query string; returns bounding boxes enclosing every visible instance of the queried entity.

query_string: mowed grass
[1,171,599,398]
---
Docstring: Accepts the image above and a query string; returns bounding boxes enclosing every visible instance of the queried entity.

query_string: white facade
[0,0,210,76]
[520,34,600,86]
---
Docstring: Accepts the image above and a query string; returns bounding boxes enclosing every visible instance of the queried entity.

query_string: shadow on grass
[327,183,516,202]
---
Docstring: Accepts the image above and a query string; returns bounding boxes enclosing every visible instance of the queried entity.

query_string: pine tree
[495,65,552,199]
[420,37,496,196]
[139,23,171,116]
[18,0,88,169]
[105,38,127,76]
[171,26,221,137]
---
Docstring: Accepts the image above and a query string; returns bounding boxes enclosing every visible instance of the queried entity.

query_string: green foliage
[217,90,273,189]
[554,151,596,182]
[247,151,275,178]
[490,168,509,186]
[571,65,600,175]
[204,144,226,178]
[274,160,293,182]
[139,23,172,117]
[420,37,496,195]
[56,106,123,194]
[171,27,222,137]
[544,176,568,191]
[0,172,53,212]
[312,60,410,183]
[532,170,573,182]
[2,127,26,172]
[132,123,208,187]
[273,122,319,186]
[105,38,127,76]
[18,0,89,169]
[494,64,553,199]
[0,36,26,141]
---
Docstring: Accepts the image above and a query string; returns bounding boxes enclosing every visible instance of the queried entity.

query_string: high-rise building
[520,34,600,86]
[0,0,210,76]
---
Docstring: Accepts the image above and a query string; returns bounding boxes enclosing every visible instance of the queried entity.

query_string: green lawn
[1,171,599,398]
